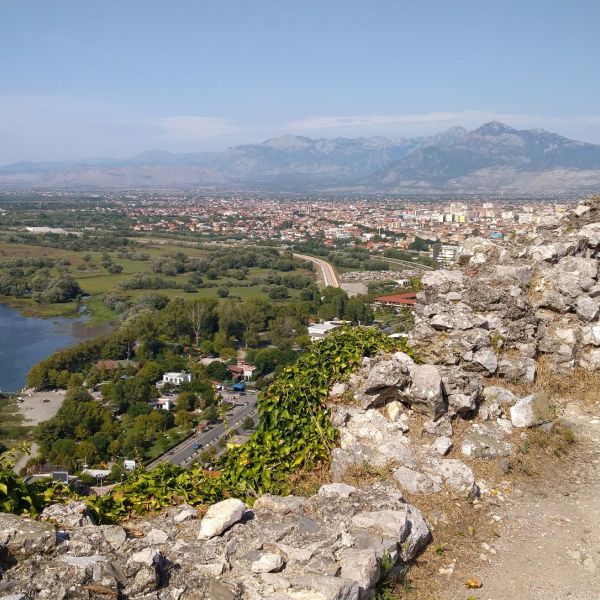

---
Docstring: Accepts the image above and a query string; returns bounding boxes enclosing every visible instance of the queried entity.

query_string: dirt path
[442,400,600,600]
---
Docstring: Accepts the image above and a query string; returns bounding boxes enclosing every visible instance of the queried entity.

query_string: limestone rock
[510,393,553,428]
[338,549,380,592]
[41,501,96,527]
[432,436,453,456]
[254,494,306,515]
[461,432,513,459]
[252,552,284,573]
[318,483,356,498]
[406,363,446,419]
[199,498,246,539]
[351,509,409,541]
[393,466,442,495]
[287,575,360,600]
[0,513,56,560]
[424,459,478,498]
[576,296,599,321]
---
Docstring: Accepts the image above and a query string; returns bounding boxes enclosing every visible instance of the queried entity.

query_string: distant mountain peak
[262,135,314,149]
[472,121,517,135]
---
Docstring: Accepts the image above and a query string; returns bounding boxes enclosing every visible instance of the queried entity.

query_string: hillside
[3,123,600,193]
[0,198,599,599]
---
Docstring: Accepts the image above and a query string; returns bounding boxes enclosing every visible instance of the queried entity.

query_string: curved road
[293,253,340,288]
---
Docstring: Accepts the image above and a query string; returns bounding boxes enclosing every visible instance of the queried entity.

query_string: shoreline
[0,303,115,393]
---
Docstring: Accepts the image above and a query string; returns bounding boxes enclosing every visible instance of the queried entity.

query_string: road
[293,253,340,288]
[146,390,259,469]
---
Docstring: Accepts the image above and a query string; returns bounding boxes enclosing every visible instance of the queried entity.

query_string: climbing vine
[2,327,407,522]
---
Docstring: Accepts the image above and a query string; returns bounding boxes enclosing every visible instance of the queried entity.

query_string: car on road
[192,442,203,450]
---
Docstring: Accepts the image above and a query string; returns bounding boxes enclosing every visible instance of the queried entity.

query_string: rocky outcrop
[409,196,600,379]
[0,485,430,600]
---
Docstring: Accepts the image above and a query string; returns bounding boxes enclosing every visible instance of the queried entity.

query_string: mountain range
[3,122,600,194]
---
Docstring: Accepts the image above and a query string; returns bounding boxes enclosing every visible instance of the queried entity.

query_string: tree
[206,361,230,382]
[242,416,255,430]
[270,315,298,350]
[176,391,196,411]
[268,285,290,300]
[75,441,101,467]
[188,299,215,346]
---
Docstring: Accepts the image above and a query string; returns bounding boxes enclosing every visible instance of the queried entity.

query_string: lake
[0,303,112,392]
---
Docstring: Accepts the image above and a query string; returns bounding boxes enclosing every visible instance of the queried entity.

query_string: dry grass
[343,461,396,487]
[287,462,332,497]
[391,493,500,600]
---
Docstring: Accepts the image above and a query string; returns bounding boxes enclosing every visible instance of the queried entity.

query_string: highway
[146,390,258,469]
[293,253,340,288]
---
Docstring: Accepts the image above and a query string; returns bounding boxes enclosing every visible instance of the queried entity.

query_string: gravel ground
[17,389,65,426]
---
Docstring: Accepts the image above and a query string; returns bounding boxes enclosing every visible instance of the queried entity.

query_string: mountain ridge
[2,122,600,193]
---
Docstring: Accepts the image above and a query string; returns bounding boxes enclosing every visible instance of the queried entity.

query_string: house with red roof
[372,292,417,314]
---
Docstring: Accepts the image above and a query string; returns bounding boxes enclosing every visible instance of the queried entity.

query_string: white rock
[510,393,552,428]
[146,528,169,544]
[432,436,453,456]
[351,509,408,540]
[252,552,284,574]
[173,507,197,523]
[130,547,160,566]
[288,575,360,600]
[59,554,107,568]
[473,348,498,374]
[199,498,246,539]
[426,458,478,497]
[393,466,441,495]
[386,400,404,422]
[197,562,226,576]
[576,296,599,321]
[329,382,347,397]
[318,483,356,498]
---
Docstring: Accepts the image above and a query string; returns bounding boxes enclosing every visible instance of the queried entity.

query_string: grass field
[0,240,311,322]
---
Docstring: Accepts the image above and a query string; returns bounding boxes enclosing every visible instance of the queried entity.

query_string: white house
[153,397,174,411]
[241,363,256,380]
[162,371,192,386]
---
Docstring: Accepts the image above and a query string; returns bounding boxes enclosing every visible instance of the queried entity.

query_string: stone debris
[0,485,430,600]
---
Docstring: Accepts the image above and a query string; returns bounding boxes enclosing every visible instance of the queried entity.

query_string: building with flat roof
[307,321,342,341]
[161,371,192,386]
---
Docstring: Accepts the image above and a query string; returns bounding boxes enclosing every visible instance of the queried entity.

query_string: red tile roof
[374,292,417,306]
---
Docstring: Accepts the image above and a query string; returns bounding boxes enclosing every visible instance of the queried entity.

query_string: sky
[1,0,600,163]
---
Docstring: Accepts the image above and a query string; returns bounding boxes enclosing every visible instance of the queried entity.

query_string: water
[0,303,112,392]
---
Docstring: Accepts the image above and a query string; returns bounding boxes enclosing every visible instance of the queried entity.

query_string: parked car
[192,442,202,450]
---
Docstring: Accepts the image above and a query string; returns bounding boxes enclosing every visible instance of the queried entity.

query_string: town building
[372,292,417,314]
[161,371,192,386]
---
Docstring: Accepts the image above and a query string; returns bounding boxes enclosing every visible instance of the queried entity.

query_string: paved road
[146,391,258,469]
[293,253,340,288]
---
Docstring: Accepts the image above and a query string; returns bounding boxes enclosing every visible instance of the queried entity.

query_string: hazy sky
[2,0,600,163]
